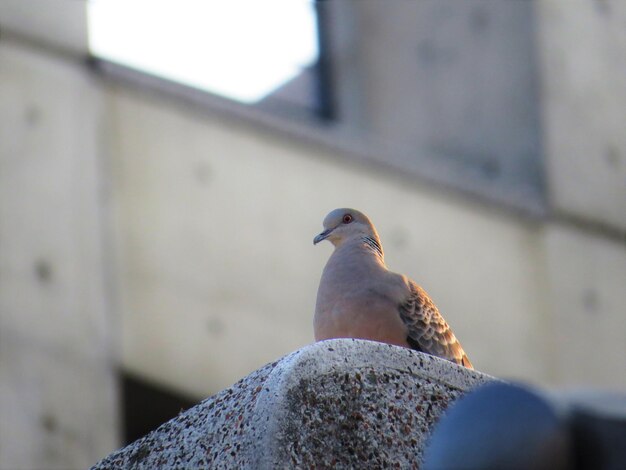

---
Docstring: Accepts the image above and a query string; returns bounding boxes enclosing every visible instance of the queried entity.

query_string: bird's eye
[343,214,353,224]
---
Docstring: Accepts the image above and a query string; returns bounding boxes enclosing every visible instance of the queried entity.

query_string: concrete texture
[323,0,544,212]
[92,339,493,469]
[0,40,117,469]
[544,225,626,390]
[0,0,88,56]
[537,0,626,232]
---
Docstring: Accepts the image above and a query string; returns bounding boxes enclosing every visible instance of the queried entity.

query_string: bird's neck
[333,235,385,265]
[360,235,384,261]
[319,237,388,302]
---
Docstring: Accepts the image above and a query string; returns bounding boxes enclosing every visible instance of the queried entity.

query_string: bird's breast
[314,280,409,348]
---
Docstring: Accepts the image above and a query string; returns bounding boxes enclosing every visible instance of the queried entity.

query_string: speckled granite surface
[92,339,494,469]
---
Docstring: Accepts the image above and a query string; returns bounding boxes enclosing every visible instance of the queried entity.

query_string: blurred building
[1,1,625,468]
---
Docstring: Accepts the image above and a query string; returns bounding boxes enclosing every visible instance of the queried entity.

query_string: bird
[313,208,473,369]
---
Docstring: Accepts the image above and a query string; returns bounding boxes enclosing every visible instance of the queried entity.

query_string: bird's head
[313,208,379,247]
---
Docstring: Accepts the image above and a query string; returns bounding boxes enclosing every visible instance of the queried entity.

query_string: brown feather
[398,281,473,369]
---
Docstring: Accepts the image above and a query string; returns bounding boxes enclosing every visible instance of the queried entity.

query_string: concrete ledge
[92,339,494,469]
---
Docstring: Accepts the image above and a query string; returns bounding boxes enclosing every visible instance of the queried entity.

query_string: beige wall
[538,0,626,231]
[0,41,117,469]
[1,2,625,467]
[544,226,626,390]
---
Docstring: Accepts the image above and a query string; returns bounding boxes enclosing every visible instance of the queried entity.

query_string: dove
[313,208,473,369]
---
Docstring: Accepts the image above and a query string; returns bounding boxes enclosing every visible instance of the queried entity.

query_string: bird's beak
[313,228,333,245]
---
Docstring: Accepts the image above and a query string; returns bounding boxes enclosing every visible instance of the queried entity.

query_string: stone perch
[92,339,493,469]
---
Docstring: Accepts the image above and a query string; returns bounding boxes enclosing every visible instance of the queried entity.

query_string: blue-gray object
[423,382,571,470]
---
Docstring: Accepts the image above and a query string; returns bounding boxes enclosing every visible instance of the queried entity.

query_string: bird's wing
[398,280,473,369]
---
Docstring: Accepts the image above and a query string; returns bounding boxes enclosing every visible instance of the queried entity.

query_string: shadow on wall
[121,372,199,445]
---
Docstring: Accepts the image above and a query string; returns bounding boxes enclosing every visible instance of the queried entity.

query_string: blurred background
[1,0,625,468]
